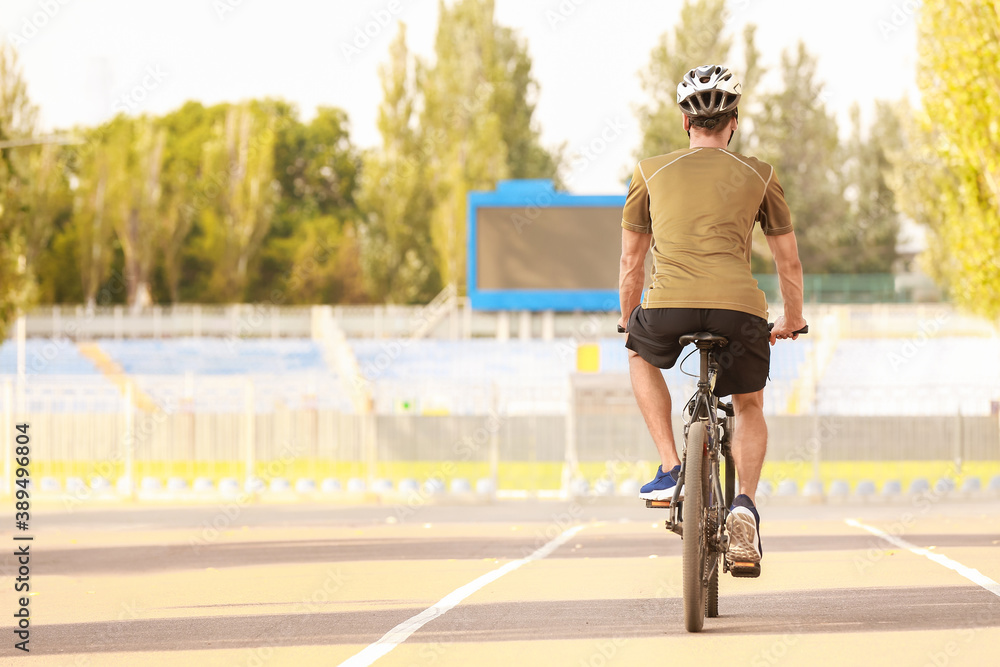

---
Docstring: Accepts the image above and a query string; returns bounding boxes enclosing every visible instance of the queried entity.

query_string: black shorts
[624,307,770,397]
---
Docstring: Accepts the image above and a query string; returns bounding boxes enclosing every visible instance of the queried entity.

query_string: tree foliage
[109,116,165,309]
[156,101,225,303]
[201,102,278,300]
[358,25,440,304]
[839,101,901,273]
[752,44,900,275]
[39,98,365,307]
[419,0,558,289]
[254,104,366,305]
[752,44,846,273]
[0,4,555,312]
[894,0,1000,318]
[0,42,61,337]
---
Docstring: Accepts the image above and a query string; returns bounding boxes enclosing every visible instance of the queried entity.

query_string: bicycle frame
[664,345,736,577]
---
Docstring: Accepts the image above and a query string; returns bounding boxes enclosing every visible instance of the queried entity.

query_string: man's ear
[730,115,738,133]
[682,115,691,132]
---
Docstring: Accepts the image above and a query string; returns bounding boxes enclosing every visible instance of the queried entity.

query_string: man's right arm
[766,231,807,344]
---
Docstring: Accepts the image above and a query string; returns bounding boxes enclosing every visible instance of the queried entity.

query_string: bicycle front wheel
[682,421,709,632]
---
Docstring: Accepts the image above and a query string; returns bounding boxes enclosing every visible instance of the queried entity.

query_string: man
[617,64,806,572]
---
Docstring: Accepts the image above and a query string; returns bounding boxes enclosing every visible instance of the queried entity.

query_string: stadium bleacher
[0,338,121,412]
[98,338,327,375]
[816,337,1000,415]
[95,338,352,413]
[352,339,576,414]
[5,332,996,417]
[352,337,812,415]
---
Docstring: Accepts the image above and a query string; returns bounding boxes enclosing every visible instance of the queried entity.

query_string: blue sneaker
[726,494,762,564]
[639,465,682,501]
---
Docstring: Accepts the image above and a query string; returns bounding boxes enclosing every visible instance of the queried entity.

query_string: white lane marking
[338,524,587,667]
[845,518,1000,598]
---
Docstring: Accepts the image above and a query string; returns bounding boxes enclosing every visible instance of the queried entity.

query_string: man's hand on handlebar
[769,316,808,345]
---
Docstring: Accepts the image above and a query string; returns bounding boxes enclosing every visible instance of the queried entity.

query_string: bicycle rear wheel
[682,421,709,632]
[706,560,719,617]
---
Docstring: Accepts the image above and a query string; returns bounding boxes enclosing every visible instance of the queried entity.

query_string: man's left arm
[619,163,652,332]
[618,228,650,331]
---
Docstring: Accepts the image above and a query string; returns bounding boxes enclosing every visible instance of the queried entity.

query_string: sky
[2,0,920,194]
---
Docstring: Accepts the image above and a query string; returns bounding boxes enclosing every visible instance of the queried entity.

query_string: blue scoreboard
[466,179,626,311]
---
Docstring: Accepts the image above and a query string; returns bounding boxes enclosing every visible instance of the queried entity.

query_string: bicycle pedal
[645,499,672,509]
[729,561,761,578]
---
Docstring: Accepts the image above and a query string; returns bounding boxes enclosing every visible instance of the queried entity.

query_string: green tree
[636,0,732,158]
[419,0,558,289]
[10,141,73,305]
[895,1,1000,318]
[110,116,165,309]
[0,42,41,336]
[156,101,225,303]
[358,24,440,304]
[254,104,367,304]
[727,24,764,157]
[754,42,847,274]
[838,101,901,273]
[66,116,163,309]
[201,102,278,300]
[68,123,119,307]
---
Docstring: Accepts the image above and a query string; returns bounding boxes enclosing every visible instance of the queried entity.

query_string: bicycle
[623,322,807,632]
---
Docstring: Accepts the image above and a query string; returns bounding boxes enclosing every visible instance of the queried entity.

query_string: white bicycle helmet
[677,65,742,118]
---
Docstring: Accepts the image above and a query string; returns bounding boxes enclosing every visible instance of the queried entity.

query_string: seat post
[699,347,711,390]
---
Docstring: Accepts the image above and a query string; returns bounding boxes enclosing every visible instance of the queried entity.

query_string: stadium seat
[815,337,1000,415]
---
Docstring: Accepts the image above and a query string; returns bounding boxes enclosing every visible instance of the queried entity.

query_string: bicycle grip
[617,325,626,334]
[768,323,809,334]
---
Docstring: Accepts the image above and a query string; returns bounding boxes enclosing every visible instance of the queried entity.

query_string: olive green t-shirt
[621,147,792,320]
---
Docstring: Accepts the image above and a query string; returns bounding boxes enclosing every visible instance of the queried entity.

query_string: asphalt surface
[3,499,999,666]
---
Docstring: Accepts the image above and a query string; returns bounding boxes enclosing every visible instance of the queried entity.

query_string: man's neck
[688,134,729,149]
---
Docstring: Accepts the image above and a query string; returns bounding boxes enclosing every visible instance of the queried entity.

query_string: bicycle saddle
[678,332,729,348]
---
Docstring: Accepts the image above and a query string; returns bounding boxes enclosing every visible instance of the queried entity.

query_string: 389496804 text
[13,422,32,653]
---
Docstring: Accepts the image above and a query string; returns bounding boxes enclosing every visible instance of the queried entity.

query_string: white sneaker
[726,506,761,563]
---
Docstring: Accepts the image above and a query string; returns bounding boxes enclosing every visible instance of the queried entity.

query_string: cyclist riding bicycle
[618,64,807,573]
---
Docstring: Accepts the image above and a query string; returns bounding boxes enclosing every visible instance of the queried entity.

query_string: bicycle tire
[682,421,708,632]
[707,436,721,618]
[706,561,719,617]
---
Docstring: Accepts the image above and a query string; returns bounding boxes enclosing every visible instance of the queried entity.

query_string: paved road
[4,499,999,666]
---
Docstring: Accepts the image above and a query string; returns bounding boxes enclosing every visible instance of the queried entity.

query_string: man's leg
[731,389,766,503]
[726,389,766,569]
[628,350,680,470]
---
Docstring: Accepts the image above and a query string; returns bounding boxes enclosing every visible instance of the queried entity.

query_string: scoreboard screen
[467,180,627,311]
[476,206,622,290]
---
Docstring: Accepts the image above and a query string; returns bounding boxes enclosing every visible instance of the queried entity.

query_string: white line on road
[845,518,1000,598]
[338,523,587,667]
